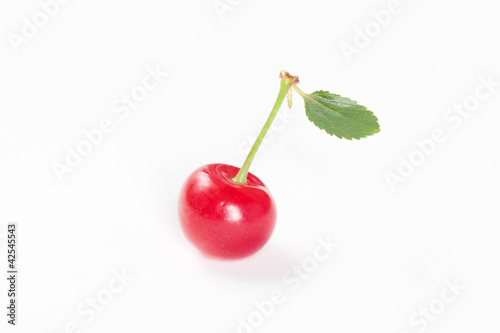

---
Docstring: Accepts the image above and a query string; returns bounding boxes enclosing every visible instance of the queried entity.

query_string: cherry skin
[178,164,276,259]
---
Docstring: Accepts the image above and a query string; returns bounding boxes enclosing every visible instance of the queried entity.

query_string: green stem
[232,77,293,185]
[292,84,307,97]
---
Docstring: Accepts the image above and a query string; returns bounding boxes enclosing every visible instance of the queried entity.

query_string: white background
[1,0,499,332]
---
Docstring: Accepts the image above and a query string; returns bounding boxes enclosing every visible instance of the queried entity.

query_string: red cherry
[178,164,277,259]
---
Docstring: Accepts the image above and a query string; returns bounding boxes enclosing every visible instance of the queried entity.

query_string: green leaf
[300,90,380,140]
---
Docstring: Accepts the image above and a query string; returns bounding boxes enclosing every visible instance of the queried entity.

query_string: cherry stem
[232,76,293,185]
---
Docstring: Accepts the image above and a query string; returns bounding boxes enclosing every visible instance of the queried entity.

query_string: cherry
[178,164,276,259]
[177,71,379,259]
